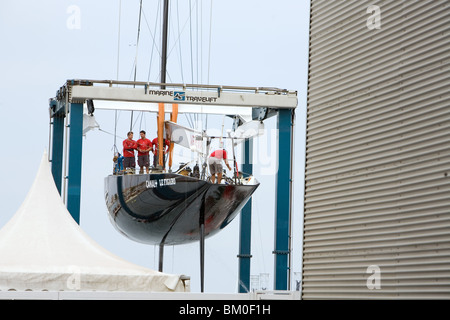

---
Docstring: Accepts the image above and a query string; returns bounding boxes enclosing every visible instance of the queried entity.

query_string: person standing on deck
[151,137,170,169]
[208,149,232,184]
[122,131,137,173]
[137,130,152,174]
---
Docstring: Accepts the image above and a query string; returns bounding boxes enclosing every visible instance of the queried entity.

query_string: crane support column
[274,109,294,290]
[51,114,65,194]
[238,138,253,293]
[66,102,84,224]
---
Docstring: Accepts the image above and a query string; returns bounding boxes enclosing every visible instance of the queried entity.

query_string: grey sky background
[0,0,310,292]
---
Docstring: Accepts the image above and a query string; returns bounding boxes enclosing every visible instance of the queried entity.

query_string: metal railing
[63,79,297,96]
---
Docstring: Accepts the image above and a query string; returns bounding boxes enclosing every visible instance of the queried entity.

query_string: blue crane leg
[238,138,253,293]
[274,109,293,290]
[66,102,83,224]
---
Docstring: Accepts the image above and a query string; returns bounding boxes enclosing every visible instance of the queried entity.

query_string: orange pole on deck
[158,103,165,167]
[168,103,178,169]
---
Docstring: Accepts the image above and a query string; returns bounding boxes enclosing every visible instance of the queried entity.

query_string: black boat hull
[104,173,259,245]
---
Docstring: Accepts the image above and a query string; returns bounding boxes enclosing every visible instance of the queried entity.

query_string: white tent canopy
[0,152,188,292]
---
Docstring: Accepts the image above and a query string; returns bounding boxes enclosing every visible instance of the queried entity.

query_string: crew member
[122,131,137,172]
[152,137,170,168]
[137,130,152,174]
[113,152,124,175]
[208,149,232,184]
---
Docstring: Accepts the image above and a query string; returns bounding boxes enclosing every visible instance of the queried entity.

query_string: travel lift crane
[48,79,297,292]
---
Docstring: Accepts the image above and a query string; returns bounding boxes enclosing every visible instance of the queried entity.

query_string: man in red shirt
[208,149,232,183]
[137,130,152,174]
[152,137,170,169]
[122,131,137,172]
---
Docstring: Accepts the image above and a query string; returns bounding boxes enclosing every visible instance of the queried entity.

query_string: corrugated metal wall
[303,0,450,299]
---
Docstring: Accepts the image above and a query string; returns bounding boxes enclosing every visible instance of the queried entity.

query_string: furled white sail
[165,121,205,155]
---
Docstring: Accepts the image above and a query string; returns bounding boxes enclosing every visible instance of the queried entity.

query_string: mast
[158,1,202,293]
[157,0,170,169]
[160,0,169,89]
[164,0,177,171]
[157,0,169,273]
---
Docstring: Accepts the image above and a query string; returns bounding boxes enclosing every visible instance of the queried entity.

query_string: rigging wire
[115,0,216,136]
[99,128,126,142]
[189,0,194,87]
[207,0,213,86]
[207,1,213,130]
[196,1,200,130]
[130,0,144,132]
[176,0,185,84]
[186,0,196,130]
[133,0,144,83]
[253,200,268,275]
[144,0,162,82]
[204,0,213,132]
[167,0,198,80]
[116,0,122,82]
[194,0,200,129]
[113,0,123,154]
[196,0,199,86]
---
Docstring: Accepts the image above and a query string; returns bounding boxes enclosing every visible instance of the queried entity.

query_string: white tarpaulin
[0,152,188,292]
[82,113,100,136]
[228,120,264,140]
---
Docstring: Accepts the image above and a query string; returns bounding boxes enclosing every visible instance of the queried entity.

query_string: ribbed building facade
[303,0,450,299]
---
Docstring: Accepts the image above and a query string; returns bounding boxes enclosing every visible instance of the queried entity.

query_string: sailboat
[103,0,259,290]
[105,121,259,247]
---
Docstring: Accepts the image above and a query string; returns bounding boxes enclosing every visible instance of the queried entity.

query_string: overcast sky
[0,0,310,293]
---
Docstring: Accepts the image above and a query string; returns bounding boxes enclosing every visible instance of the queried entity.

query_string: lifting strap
[168,103,178,169]
[157,103,165,167]
[157,103,178,170]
